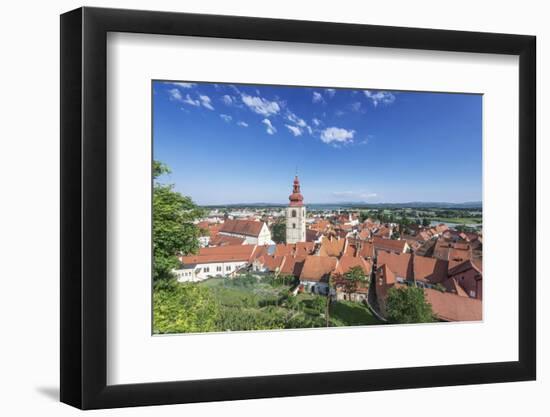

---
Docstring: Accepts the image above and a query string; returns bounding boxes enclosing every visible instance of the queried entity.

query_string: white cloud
[237,121,249,127]
[332,191,377,200]
[285,124,303,137]
[325,88,336,98]
[262,119,277,135]
[286,112,307,128]
[220,114,232,123]
[241,94,280,116]
[168,88,183,101]
[169,82,195,88]
[351,102,363,112]
[363,90,396,107]
[222,95,234,105]
[182,94,201,107]
[320,127,355,144]
[312,91,324,103]
[312,118,321,126]
[199,94,215,110]
[229,85,241,95]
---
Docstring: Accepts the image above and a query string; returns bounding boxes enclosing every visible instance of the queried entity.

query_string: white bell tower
[286,176,306,244]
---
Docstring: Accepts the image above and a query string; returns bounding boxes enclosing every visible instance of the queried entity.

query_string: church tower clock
[286,176,306,244]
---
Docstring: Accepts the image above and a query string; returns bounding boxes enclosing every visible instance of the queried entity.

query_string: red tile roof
[374,226,391,238]
[448,259,482,277]
[441,277,469,297]
[257,255,286,271]
[208,234,245,247]
[306,228,323,242]
[359,242,375,259]
[181,244,258,265]
[299,256,338,282]
[358,229,371,240]
[310,219,330,231]
[318,237,346,257]
[274,242,315,257]
[413,255,448,284]
[373,237,408,253]
[424,289,482,321]
[219,219,265,237]
[334,256,372,276]
[280,256,306,277]
[377,251,413,280]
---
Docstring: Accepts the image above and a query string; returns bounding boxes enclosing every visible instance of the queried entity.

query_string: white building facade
[175,260,249,282]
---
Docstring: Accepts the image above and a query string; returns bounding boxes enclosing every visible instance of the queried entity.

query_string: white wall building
[218,219,273,245]
[175,244,260,282]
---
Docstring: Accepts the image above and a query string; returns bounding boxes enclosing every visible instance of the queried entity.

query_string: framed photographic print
[60,6,536,410]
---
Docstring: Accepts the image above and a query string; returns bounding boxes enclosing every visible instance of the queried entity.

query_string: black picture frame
[60,6,536,410]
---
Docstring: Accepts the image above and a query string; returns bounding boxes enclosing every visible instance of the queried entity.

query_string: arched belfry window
[292,209,297,217]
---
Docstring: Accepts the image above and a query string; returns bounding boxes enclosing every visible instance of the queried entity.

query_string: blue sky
[153,81,482,205]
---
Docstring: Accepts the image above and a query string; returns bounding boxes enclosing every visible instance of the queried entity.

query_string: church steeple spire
[286,175,306,244]
[289,176,304,206]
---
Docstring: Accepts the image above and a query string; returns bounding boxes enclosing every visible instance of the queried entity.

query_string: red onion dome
[289,176,304,206]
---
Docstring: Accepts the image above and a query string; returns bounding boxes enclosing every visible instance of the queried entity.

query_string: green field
[154,274,383,334]
[427,217,482,225]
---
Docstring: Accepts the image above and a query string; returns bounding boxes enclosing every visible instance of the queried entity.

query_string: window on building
[216,266,222,272]
[292,209,297,217]
[226,265,231,271]
[204,267,209,273]
[293,223,296,229]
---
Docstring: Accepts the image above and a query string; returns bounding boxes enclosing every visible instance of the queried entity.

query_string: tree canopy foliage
[339,266,368,297]
[271,221,286,244]
[385,286,435,324]
[153,280,220,334]
[153,161,204,281]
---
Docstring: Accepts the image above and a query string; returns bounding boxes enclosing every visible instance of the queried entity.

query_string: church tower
[286,176,306,244]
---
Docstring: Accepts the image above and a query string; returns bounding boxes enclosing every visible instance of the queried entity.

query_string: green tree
[359,211,371,223]
[326,275,334,327]
[309,296,326,315]
[422,218,430,227]
[153,280,220,333]
[385,286,435,324]
[342,266,368,299]
[153,161,204,281]
[271,221,286,244]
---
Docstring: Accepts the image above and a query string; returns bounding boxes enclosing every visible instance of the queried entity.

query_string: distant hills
[203,201,482,209]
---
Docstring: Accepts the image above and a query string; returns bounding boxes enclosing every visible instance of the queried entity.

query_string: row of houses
[182,215,482,322]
